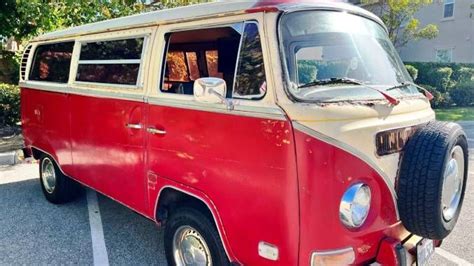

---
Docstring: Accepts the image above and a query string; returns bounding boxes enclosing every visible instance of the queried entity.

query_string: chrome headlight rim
[339,183,372,228]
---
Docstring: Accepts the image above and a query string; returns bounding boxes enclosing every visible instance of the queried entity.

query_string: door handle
[126,123,143,129]
[147,127,166,135]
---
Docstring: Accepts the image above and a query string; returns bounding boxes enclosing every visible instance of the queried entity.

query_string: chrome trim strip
[155,185,234,263]
[148,97,287,120]
[20,81,145,102]
[292,121,400,219]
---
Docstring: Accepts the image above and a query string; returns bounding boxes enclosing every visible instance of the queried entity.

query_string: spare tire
[397,121,468,239]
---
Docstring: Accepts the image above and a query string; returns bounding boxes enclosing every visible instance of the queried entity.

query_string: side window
[161,21,266,100]
[76,38,144,86]
[29,42,74,83]
[161,24,241,95]
[233,23,267,99]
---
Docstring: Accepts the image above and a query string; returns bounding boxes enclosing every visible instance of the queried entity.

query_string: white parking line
[436,248,473,266]
[87,190,110,266]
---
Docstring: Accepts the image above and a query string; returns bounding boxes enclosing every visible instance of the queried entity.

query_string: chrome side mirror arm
[208,87,234,111]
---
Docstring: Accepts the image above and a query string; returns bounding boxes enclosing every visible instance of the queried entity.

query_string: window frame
[435,48,453,63]
[443,0,455,19]
[73,34,149,90]
[159,20,268,101]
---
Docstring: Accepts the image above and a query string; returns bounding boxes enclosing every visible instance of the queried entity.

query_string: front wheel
[164,207,229,266]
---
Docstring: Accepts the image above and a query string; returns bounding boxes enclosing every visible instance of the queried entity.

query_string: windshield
[279,11,421,102]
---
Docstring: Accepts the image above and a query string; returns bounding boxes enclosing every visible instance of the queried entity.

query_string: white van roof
[32,0,383,42]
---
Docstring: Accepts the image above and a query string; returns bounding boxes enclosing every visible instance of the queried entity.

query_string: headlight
[339,183,371,228]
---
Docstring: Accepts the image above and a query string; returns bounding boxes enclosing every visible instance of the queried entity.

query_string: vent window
[20,45,32,80]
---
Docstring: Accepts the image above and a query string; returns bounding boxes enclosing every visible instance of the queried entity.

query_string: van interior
[162,26,242,97]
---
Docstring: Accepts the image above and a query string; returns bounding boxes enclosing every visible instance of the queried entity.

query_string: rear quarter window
[29,42,74,83]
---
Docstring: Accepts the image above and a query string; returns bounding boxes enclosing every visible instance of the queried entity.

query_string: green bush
[405,64,418,81]
[450,81,474,107]
[428,67,453,92]
[420,84,451,108]
[454,67,474,83]
[0,83,20,126]
[406,62,474,86]
[297,63,317,84]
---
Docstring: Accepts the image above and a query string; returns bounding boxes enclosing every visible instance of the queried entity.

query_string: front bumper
[309,234,441,265]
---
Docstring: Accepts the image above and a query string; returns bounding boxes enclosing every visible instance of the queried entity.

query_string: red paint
[245,6,280,13]
[146,103,300,264]
[376,238,403,265]
[22,86,410,264]
[68,94,148,214]
[293,129,401,265]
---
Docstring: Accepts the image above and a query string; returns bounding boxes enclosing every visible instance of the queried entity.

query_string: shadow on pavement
[98,194,166,265]
[0,178,92,264]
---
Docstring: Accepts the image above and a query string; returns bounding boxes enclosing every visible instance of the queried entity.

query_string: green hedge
[405,62,474,108]
[450,81,474,107]
[0,83,20,127]
[406,62,474,84]
[405,64,418,81]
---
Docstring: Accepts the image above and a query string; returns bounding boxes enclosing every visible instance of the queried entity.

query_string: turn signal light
[311,247,355,265]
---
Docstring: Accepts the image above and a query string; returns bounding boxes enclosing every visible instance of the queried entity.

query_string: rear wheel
[164,207,229,266]
[39,155,82,204]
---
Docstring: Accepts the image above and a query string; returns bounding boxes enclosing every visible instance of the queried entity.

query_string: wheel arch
[30,146,70,177]
[154,185,237,263]
[31,146,44,160]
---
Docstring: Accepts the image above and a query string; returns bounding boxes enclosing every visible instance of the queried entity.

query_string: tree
[1,0,212,43]
[362,0,439,48]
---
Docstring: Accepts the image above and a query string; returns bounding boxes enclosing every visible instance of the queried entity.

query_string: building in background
[350,0,474,63]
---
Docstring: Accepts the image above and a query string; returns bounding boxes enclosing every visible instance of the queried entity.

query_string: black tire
[39,155,83,204]
[397,121,468,239]
[164,207,229,266]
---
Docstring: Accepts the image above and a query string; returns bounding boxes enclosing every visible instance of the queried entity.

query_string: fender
[154,182,238,264]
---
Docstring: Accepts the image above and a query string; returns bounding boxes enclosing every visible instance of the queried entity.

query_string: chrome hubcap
[41,158,56,194]
[173,225,212,266]
[442,146,465,221]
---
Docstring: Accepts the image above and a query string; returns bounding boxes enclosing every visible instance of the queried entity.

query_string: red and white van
[20,1,468,265]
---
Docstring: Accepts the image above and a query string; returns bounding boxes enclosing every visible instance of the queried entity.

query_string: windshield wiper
[299,77,399,105]
[387,82,434,101]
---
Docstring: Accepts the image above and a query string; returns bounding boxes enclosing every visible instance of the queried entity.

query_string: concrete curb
[0,151,19,166]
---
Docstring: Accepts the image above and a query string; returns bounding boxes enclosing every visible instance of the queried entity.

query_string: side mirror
[193,78,234,110]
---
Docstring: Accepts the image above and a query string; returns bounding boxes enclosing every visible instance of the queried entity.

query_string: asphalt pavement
[1,123,474,265]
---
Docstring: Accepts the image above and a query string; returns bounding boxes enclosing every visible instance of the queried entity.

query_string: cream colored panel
[283,98,435,186]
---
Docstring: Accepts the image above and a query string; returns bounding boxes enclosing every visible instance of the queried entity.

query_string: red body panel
[146,104,300,264]
[293,129,402,265]
[21,86,405,265]
[21,88,73,173]
[69,94,148,214]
